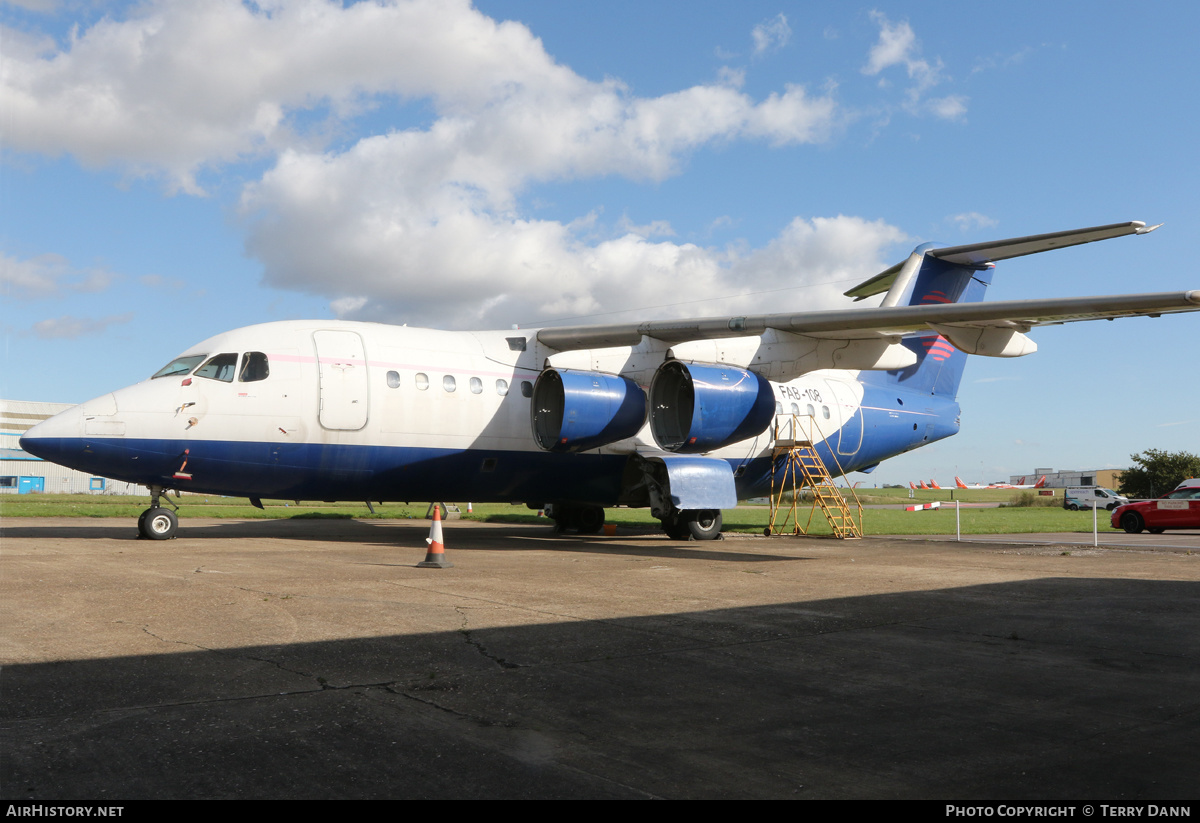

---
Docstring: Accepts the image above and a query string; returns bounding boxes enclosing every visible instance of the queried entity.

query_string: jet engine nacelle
[531,368,647,453]
[649,360,775,453]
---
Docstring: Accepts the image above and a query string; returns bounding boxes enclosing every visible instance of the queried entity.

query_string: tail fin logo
[921,334,956,362]
[918,289,953,305]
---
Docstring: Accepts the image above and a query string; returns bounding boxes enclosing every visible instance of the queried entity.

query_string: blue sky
[2,0,1196,486]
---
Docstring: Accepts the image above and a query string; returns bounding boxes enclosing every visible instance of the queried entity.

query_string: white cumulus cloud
[29,313,133,339]
[5,1,916,332]
[751,14,792,57]
[950,212,998,231]
[862,10,967,121]
[1,252,114,299]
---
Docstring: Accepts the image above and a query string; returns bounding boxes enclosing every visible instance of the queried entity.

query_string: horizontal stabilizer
[844,221,1160,301]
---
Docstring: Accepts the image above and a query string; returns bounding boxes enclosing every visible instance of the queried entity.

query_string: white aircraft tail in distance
[20,221,1199,541]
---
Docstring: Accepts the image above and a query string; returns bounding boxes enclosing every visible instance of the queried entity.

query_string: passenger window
[822,405,830,419]
[415,373,429,391]
[520,381,533,398]
[807,404,815,418]
[443,375,456,392]
[790,403,799,415]
[469,377,483,394]
[239,352,270,383]
[496,379,509,396]
[386,370,401,389]
[774,401,783,414]
[195,353,238,382]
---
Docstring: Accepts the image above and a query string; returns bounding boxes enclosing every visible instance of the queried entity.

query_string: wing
[533,221,1196,382]
[536,290,1200,351]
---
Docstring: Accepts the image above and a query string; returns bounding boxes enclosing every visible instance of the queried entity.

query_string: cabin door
[313,330,369,431]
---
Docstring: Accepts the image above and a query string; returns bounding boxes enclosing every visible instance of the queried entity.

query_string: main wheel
[1120,511,1144,534]
[661,513,689,540]
[684,510,723,541]
[139,507,179,540]
[576,505,605,534]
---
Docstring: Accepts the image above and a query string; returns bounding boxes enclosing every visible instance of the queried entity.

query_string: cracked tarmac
[1,517,1198,799]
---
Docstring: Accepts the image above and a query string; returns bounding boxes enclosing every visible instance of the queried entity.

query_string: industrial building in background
[1011,468,1124,489]
[1,400,141,495]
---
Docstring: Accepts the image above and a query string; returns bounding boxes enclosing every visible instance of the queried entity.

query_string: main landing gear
[138,485,180,540]
[661,509,723,541]
[546,502,606,534]
[546,503,722,540]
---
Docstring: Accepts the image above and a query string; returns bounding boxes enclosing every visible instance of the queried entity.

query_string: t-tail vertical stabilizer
[850,221,1161,402]
[858,252,992,401]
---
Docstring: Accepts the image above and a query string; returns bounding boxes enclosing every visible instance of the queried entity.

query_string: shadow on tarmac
[3,576,1198,799]
[0,518,810,563]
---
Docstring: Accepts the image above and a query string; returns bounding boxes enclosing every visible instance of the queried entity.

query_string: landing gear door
[314,330,369,431]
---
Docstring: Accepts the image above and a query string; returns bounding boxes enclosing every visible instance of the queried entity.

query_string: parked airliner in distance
[20,221,1200,542]
[955,475,1047,490]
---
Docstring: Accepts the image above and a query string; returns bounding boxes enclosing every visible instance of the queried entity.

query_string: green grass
[733,505,1119,536]
[1,493,1121,534]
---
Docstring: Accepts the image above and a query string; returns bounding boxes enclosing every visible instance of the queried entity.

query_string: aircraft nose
[18,404,85,463]
[18,392,120,466]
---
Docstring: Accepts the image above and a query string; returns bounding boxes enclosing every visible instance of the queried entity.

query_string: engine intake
[649,361,775,453]
[531,369,646,453]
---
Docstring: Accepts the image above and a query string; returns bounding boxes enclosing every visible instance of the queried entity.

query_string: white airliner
[19,221,1199,542]
[955,475,1047,490]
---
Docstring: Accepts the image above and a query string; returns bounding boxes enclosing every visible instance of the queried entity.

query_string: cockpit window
[239,352,270,383]
[194,353,238,382]
[152,354,207,379]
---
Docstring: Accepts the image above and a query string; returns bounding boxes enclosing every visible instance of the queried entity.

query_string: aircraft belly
[35,436,629,505]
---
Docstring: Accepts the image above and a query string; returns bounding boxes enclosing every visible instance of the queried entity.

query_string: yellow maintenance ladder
[765,414,862,539]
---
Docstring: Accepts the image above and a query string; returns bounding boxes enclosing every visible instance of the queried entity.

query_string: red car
[1111,482,1200,534]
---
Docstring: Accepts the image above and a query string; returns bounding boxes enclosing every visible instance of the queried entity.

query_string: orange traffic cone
[418,504,453,568]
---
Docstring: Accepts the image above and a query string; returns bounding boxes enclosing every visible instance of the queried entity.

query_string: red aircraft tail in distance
[955,476,971,489]
[930,479,942,489]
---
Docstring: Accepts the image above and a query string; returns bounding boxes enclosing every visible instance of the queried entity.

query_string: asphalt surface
[2,517,1198,800]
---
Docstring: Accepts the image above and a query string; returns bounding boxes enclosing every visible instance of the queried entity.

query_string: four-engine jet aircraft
[20,221,1199,541]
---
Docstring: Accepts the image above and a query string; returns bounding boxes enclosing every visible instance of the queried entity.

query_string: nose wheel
[138,485,180,540]
[138,507,179,540]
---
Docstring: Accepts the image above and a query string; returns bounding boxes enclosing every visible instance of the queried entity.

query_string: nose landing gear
[138,485,180,540]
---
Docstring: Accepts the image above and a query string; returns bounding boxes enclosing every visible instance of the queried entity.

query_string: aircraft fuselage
[21,319,958,507]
